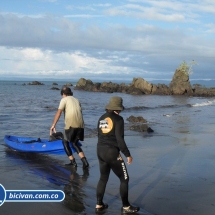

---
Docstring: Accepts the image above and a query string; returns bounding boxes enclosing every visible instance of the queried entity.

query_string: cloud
[66,5,96,11]
[110,0,215,23]
[66,3,112,11]
[39,0,58,3]
[0,47,128,79]
[1,12,214,54]
[64,14,103,18]
[0,0,215,81]
[93,4,112,7]
[205,23,215,33]
[105,4,186,22]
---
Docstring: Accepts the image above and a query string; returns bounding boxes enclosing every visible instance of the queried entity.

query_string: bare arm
[50,109,63,135]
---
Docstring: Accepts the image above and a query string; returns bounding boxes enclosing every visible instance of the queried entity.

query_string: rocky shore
[21,67,215,97]
[74,68,215,97]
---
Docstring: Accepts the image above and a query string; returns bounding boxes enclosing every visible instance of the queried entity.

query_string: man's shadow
[5,148,89,213]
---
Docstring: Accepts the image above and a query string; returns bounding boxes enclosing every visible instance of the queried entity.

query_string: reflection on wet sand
[63,168,89,213]
[5,149,89,214]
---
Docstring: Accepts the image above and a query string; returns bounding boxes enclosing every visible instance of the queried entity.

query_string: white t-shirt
[58,96,84,129]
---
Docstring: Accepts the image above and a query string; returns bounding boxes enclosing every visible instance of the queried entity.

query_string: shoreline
[1,78,215,86]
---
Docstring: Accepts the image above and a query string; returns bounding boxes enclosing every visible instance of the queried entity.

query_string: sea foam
[192,100,215,107]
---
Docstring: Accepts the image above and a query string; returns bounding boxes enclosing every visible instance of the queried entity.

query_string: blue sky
[0,0,215,82]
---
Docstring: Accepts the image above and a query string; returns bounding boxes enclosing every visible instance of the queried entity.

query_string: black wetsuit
[96,111,131,207]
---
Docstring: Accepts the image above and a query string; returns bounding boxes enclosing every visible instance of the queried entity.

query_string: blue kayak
[4,135,82,154]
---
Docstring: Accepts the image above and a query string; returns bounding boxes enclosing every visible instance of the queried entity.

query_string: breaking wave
[192,99,215,107]
[127,104,191,111]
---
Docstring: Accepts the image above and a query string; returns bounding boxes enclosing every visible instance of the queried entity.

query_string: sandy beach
[1,130,215,215]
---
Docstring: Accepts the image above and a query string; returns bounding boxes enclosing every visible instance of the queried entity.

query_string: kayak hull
[3,135,81,154]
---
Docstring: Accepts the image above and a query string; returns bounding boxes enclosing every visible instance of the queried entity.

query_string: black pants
[63,127,84,156]
[96,145,130,207]
[62,138,83,156]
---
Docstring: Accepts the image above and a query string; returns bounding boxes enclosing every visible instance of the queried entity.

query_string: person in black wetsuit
[95,96,139,214]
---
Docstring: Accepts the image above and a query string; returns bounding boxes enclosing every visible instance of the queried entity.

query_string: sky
[0,0,215,82]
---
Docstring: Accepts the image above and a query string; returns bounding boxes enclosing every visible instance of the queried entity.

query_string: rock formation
[74,77,215,97]
[131,78,156,94]
[169,68,193,95]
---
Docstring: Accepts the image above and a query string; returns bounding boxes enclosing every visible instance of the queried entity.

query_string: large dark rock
[74,78,145,95]
[129,124,148,132]
[75,78,94,91]
[126,115,154,133]
[131,77,156,94]
[193,86,215,97]
[74,77,215,97]
[153,84,171,95]
[169,69,193,95]
[127,115,147,123]
[125,86,144,95]
[75,78,119,93]
[129,124,154,132]
[100,82,119,93]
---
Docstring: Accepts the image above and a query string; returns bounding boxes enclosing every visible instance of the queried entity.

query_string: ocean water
[0,80,215,214]
[1,80,214,138]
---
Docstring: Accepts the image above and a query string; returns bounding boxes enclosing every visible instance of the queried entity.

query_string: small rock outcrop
[50,87,60,90]
[126,115,154,133]
[28,81,44,85]
[65,83,73,86]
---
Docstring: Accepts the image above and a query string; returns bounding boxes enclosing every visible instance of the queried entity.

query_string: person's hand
[127,156,133,165]
[50,124,56,135]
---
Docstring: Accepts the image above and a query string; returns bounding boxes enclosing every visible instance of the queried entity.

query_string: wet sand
[124,133,215,215]
[1,132,215,215]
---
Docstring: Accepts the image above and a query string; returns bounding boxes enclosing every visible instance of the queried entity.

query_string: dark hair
[61,86,73,96]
